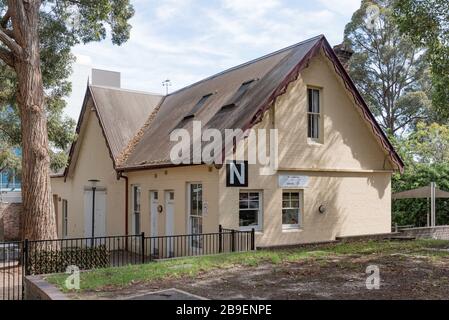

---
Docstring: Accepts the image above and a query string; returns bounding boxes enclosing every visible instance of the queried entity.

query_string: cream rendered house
[51,35,403,247]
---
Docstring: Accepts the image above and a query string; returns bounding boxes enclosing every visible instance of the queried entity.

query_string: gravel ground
[68,249,449,300]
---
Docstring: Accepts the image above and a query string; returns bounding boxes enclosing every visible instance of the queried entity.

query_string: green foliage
[0,0,134,171]
[393,162,449,227]
[0,140,20,173]
[344,0,431,134]
[392,122,449,226]
[404,122,449,163]
[393,0,449,121]
[41,0,135,46]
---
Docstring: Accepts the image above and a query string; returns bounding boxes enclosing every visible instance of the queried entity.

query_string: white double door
[84,189,106,239]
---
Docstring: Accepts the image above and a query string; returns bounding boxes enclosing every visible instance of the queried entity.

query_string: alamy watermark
[365,3,381,30]
[170,120,279,175]
[365,265,380,290]
[64,265,80,290]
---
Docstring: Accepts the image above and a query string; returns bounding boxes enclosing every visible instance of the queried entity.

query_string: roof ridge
[167,34,324,97]
[89,84,163,96]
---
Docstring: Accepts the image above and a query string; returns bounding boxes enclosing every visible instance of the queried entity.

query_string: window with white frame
[133,185,141,234]
[307,88,321,140]
[282,191,301,229]
[62,199,68,238]
[239,191,262,230]
[189,183,203,249]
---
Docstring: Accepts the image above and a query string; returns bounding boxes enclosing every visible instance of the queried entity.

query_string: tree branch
[0,124,16,142]
[0,27,21,55]
[0,7,11,28]
[0,46,13,66]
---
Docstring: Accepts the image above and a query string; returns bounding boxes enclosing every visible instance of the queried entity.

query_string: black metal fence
[24,227,254,274]
[145,227,254,260]
[1,225,255,300]
[24,234,143,275]
[1,241,23,300]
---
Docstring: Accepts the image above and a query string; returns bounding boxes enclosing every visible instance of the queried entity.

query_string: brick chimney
[333,43,353,70]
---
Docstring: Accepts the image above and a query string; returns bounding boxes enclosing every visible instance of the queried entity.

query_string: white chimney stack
[91,68,121,88]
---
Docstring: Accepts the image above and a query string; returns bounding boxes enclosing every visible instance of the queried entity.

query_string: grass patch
[46,239,449,293]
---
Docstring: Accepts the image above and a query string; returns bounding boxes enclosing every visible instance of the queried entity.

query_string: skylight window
[185,93,213,118]
[229,78,258,105]
[241,79,256,89]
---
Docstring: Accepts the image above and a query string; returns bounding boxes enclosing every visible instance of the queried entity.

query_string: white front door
[165,191,175,257]
[84,189,106,238]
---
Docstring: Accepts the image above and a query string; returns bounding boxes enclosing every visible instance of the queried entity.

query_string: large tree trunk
[10,0,57,240]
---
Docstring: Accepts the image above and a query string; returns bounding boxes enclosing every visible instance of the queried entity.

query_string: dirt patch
[67,252,449,300]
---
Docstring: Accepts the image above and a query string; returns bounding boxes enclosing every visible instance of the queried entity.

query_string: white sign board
[278,175,309,188]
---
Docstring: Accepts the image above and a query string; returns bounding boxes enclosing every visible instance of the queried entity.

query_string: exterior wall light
[319,204,327,214]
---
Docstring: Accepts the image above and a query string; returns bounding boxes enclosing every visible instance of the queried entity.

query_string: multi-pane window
[189,183,203,248]
[62,199,68,238]
[133,186,141,234]
[282,192,301,228]
[239,191,262,230]
[307,88,320,140]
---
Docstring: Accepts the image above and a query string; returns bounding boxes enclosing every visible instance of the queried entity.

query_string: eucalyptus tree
[394,0,449,121]
[344,0,431,135]
[0,0,134,240]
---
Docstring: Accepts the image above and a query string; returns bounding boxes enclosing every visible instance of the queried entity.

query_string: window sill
[282,227,301,232]
[239,227,262,233]
[307,139,323,146]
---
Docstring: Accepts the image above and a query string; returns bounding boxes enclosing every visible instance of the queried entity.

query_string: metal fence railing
[24,234,143,275]
[145,227,254,260]
[393,224,416,232]
[0,241,23,300]
[1,225,255,300]
[23,225,255,275]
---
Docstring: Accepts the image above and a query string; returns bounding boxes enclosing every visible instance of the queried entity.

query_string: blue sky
[66,0,361,120]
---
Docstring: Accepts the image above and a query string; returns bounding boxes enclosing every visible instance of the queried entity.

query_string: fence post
[23,239,29,276]
[231,229,235,252]
[218,225,223,253]
[251,228,255,251]
[141,232,145,264]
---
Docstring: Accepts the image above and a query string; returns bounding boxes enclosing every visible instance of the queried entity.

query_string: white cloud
[64,0,358,120]
[154,0,192,21]
[318,0,361,16]
[222,0,281,18]
[74,53,92,66]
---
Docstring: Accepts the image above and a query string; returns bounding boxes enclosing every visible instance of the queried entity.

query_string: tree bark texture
[4,0,57,240]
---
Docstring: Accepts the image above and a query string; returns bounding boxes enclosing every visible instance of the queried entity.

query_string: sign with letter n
[226,161,248,187]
